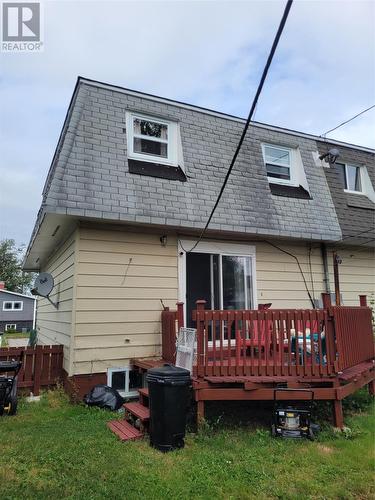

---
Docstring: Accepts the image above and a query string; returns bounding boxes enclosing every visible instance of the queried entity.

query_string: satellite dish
[33,273,54,297]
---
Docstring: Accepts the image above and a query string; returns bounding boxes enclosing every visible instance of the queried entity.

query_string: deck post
[332,399,344,428]
[368,380,375,397]
[359,295,367,307]
[197,400,205,427]
[196,300,206,378]
[321,293,331,309]
[176,301,184,329]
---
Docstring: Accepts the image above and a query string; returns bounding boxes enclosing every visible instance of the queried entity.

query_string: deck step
[138,388,149,398]
[107,419,143,441]
[132,357,164,371]
[124,401,150,421]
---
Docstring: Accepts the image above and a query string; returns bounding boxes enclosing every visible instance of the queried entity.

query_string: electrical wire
[358,238,375,246]
[321,104,375,138]
[179,0,293,254]
[263,240,316,308]
[340,228,374,242]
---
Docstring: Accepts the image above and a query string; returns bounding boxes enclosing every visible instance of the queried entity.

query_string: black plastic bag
[83,384,124,411]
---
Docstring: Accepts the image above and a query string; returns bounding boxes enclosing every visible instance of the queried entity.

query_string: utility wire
[340,228,374,242]
[180,0,293,254]
[321,104,375,137]
[263,240,316,308]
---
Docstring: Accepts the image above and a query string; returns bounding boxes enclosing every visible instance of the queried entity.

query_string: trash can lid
[146,364,191,385]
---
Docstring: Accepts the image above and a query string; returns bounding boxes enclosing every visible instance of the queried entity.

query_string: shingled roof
[30,77,350,245]
[317,141,375,246]
[25,77,375,269]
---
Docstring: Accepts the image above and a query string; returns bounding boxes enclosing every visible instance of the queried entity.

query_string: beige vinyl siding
[56,226,373,376]
[256,241,325,308]
[327,245,375,305]
[36,232,76,372]
[256,241,374,308]
[73,227,178,375]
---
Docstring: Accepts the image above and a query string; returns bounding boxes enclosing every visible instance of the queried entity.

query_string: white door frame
[178,239,257,325]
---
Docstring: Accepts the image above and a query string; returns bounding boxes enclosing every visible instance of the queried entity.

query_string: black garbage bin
[146,364,191,452]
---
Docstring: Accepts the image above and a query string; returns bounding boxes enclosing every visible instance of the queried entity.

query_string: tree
[0,239,34,293]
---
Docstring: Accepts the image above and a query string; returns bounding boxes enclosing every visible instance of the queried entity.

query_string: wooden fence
[0,345,64,395]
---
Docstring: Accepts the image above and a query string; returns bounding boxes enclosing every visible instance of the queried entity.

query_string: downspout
[32,298,37,330]
[321,243,331,295]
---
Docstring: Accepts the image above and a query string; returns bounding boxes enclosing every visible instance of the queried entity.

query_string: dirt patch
[316,444,334,455]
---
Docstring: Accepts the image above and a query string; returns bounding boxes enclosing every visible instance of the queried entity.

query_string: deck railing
[193,302,335,378]
[185,294,374,379]
[332,298,374,371]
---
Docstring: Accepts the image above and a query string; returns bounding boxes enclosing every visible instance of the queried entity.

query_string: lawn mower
[0,357,23,416]
[271,387,319,440]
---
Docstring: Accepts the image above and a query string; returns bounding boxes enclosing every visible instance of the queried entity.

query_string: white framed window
[262,143,297,185]
[5,324,17,331]
[337,162,363,194]
[126,112,178,165]
[2,301,23,311]
[107,367,143,398]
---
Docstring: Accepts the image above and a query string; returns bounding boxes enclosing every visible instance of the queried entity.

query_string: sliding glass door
[186,251,254,327]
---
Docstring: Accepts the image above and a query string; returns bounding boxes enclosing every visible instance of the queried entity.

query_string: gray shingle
[35,80,374,244]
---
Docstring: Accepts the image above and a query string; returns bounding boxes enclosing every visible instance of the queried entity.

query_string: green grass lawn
[0,331,30,347]
[0,390,374,500]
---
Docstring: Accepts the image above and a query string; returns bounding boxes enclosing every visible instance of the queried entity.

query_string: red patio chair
[235,304,273,359]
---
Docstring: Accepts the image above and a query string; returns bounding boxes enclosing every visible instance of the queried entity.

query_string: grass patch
[0,389,373,499]
[0,331,30,347]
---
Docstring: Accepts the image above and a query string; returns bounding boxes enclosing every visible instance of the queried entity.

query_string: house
[0,282,36,333]
[23,77,375,398]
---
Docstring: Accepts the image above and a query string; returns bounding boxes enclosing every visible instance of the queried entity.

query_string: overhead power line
[263,240,316,308]
[321,104,375,137]
[180,0,293,253]
[340,228,374,241]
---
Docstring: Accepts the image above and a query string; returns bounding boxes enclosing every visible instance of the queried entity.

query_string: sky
[1,0,374,246]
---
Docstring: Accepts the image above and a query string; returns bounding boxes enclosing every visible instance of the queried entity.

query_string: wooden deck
[133,293,374,428]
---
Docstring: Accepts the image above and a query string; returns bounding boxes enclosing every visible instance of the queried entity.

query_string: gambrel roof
[24,77,375,269]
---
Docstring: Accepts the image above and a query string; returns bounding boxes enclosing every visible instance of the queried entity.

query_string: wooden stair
[107,419,143,441]
[124,402,150,422]
[108,387,150,442]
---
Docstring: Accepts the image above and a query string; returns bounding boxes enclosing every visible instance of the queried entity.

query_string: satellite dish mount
[31,273,59,309]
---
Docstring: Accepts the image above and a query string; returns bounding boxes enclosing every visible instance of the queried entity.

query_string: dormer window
[262,143,298,186]
[126,112,177,166]
[261,143,311,199]
[337,163,363,193]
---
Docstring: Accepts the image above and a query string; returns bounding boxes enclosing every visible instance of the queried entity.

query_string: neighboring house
[0,282,36,333]
[23,77,375,395]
